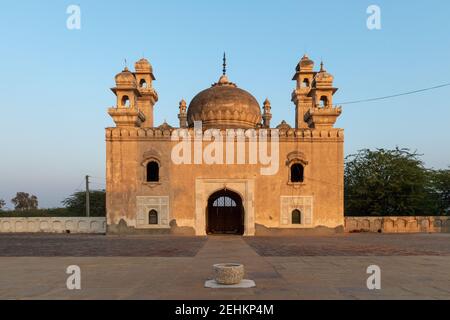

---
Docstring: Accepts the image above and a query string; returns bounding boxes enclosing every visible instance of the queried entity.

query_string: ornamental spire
[222,52,227,75]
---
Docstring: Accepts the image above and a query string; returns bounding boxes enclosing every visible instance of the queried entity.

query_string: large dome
[187,75,262,129]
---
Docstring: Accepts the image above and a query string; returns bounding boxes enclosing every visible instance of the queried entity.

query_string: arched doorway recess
[206,189,244,235]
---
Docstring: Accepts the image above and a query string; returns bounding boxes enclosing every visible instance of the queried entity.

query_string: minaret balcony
[108,107,146,127]
[304,106,342,129]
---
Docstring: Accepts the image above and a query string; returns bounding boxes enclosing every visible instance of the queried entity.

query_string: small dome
[276,120,291,130]
[297,54,314,71]
[135,58,153,73]
[179,99,187,113]
[316,62,334,83]
[316,71,334,82]
[115,67,136,87]
[187,76,262,129]
[158,121,173,130]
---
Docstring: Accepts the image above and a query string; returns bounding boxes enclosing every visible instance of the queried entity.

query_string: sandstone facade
[106,55,344,235]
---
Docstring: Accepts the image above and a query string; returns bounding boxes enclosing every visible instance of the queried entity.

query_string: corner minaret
[178,99,187,128]
[134,58,158,127]
[291,54,316,129]
[108,67,145,127]
[309,62,337,108]
[262,98,272,128]
[304,61,342,129]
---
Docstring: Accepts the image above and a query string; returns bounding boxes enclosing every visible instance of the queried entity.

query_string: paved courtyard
[0,233,449,299]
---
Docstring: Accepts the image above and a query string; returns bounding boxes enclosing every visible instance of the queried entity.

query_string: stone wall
[106,126,344,234]
[0,217,106,234]
[345,216,450,233]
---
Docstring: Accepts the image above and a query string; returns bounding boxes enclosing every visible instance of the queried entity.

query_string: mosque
[105,55,344,235]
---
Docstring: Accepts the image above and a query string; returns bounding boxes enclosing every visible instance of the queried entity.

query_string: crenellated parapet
[105,126,344,141]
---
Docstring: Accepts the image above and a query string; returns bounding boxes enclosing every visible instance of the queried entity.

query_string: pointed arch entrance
[206,189,244,235]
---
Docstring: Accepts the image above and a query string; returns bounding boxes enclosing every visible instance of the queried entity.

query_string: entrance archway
[206,189,244,235]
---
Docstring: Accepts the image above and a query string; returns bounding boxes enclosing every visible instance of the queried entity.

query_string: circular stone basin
[213,263,244,285]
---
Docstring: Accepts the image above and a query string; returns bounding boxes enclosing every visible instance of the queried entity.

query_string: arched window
[149,210,158,225]
[146,161,159,182]
[301,78,310,88]
[319,96,328,107]
[292,209,302,224]
[291,163,304,183]
[139,79,148,88]
[121,95,130,107]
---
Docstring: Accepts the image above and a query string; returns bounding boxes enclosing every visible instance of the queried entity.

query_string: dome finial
[222,52,227,75]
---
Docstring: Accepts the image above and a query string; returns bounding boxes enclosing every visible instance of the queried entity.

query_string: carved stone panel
[136,196,170,228]
[280,196,313,227]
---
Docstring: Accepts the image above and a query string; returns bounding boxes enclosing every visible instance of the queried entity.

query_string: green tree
[0,199,6,210]
[344,148,434,216]
[62,190,106,216]
[429,168,450,215]
[11,192,38,211]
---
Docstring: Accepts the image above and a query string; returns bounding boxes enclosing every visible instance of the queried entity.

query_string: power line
[336,82,450,105]
[89,176,105,180]
[74,178,85,192]
[90,182,106,188]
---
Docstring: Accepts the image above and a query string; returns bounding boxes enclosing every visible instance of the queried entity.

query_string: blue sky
[0,0,449,208]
